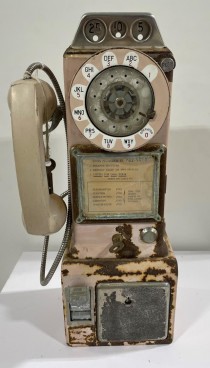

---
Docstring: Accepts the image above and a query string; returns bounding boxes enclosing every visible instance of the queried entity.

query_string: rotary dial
[86,65,155,137]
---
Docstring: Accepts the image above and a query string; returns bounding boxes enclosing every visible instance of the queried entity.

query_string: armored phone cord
[23,63,72,286]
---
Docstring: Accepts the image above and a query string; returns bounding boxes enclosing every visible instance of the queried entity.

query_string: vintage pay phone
[8,13,178,346]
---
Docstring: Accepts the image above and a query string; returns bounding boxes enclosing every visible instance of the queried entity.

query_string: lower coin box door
[97,282,170,343]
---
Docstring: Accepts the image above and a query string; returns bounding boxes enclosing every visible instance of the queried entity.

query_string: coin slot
[131,20,151,42]
[84,19,106,43]
[110,20,127,39]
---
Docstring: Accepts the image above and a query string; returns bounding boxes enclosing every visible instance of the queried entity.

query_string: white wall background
[1,0,210,289]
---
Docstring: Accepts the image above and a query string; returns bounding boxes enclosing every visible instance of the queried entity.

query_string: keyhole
[125,297,132,305]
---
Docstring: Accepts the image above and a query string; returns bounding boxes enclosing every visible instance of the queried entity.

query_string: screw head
[140,227,158,243]
[160,57,175,72]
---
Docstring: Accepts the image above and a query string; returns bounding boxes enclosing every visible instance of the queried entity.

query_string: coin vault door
[97,282,170,343]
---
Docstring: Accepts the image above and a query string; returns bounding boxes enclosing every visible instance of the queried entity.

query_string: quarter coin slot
[84,19,106,43]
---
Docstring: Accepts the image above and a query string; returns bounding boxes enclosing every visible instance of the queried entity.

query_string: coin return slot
[68,286,92,321]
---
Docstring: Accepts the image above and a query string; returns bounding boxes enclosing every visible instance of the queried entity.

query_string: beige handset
[8,78,67,235]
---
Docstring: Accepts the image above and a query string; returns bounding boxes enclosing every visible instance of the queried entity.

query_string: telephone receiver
[8,78,67,236]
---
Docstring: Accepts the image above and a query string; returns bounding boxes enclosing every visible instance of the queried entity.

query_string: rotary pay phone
[9,13,178,346]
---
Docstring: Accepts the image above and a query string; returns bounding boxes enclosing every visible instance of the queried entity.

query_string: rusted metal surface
[68,222,163,260]
[67,221,167,261]
[153,222,168,257]
[62,233,177,346]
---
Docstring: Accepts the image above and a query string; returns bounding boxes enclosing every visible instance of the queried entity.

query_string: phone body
[62,13,177,346]
[9,13,178,347]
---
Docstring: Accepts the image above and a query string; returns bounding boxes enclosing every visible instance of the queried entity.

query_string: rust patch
[141,275,156,282]
[68,245,79,259]
[63,254,176,277]
[68,325,96,346]
[110,224,140,258]
[61,269,69,277]
[146,267,166,276]
[164,257,178,276]
[89,260,140,277]
[153,222,168,257]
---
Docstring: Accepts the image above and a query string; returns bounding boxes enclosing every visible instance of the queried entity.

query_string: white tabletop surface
[1,251,210,368]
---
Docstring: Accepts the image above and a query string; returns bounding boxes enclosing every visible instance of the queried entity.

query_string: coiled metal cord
[23,62,72,286]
